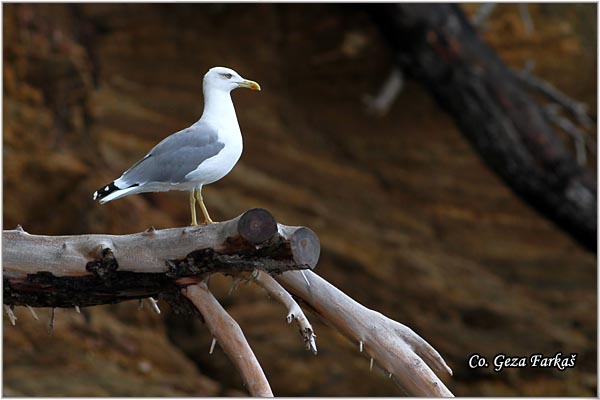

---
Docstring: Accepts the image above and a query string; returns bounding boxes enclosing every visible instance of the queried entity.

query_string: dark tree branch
[366,4,597,251]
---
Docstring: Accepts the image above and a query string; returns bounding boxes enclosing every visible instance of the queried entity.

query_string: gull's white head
[203,66,261,93]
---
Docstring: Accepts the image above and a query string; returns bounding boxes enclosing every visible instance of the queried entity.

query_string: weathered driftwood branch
[3,208,320,307]
[276,270,453,397]
[3,207,453,396]
[183,281,273,397]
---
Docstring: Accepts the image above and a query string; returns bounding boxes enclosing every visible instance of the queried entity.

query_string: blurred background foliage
[3,3,596,396]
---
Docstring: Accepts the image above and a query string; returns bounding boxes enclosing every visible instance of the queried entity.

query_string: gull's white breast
[183,91,244,189]
[184,128,243,186]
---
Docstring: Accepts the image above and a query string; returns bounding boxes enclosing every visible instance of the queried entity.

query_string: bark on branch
[3,208,320,308]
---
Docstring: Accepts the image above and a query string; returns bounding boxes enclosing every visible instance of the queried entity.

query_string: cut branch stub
[289,227,320,269]
[3,209,320,308]
[237,208,278,244]
[277,225,320,270]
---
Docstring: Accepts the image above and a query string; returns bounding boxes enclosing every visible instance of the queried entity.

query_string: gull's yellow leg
[195,188,215,224]
[190,191,198,226]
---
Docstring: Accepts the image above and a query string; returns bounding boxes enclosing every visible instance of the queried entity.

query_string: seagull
[93,66,260,225]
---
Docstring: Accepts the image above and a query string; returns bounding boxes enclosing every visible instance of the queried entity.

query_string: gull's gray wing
[117,122,225,186]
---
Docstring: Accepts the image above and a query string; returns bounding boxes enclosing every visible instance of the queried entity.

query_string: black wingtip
[93,182,119,201]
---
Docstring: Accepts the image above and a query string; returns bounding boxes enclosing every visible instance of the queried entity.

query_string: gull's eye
[220,73,233,79]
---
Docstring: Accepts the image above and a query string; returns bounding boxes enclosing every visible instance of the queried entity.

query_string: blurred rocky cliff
[3,3,596,396]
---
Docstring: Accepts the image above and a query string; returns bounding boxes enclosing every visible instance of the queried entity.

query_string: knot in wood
[85,248,119,279]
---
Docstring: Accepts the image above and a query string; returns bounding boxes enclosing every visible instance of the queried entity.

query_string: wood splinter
[4,305,17,326]
[300,270,311,287]
[148,297,161,315]
[48,308,56,336]
[27,305,39,320]
[229,276,240,296]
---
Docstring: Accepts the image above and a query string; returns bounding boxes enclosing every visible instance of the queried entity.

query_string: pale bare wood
[3,208,453,396]
[248,270,317,354]
[4,208,318,279]
[4,222,241,278]
[4,305,16,326]
[275,270,453,397]
[182,282,273,397]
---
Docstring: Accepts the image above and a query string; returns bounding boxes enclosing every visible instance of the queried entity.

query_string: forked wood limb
[3,207,452,396]
[276,270,453,397]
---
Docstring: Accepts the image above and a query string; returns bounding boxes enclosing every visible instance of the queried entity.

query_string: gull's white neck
[198,87,240,132]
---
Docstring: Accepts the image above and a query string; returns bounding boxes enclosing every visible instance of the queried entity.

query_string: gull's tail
[93,181,139,204]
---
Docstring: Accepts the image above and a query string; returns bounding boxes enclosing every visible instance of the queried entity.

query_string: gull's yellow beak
[238,79,261,91]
